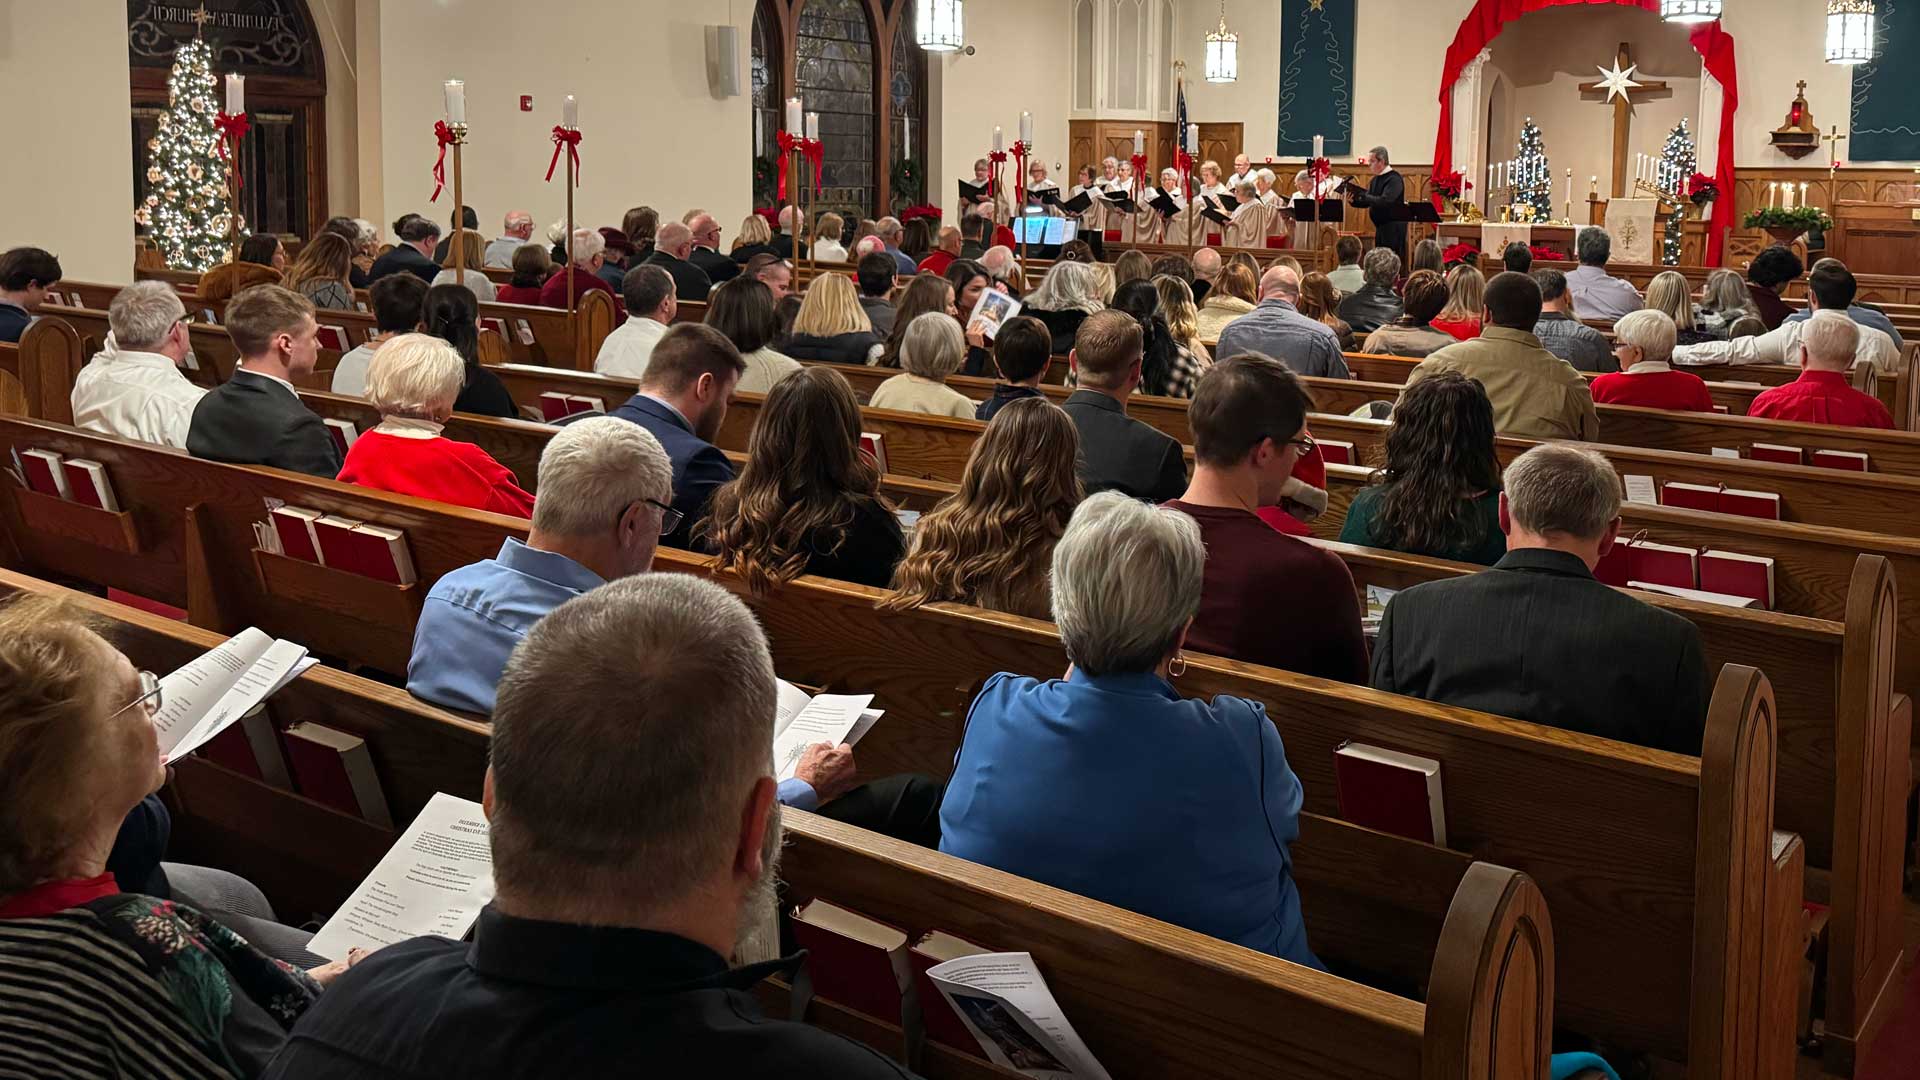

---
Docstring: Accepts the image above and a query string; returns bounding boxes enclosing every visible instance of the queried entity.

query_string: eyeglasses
[108,671,163,722]
[1285,434,1317,457]
[628,498,683,536]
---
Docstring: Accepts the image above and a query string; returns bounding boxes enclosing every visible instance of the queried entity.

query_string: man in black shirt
[1346,145,1407,261]
[263,575,918,1080]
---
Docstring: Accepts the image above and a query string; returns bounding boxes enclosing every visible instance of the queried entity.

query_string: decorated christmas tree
[1657,119,1697,266]
[1509,119,1552,221]
[136,40,242,273]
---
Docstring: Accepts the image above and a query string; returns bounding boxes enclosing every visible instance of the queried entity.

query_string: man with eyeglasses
[1164,356,1368,684]
[685,212,741,287]
[405,417,682,717]
[70,281,207,449]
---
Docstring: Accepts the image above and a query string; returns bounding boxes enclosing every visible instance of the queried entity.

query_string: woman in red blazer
[1589,310,1716,413]
[336,334,535,517]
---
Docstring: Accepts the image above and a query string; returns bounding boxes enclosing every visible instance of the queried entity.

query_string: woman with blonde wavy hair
[1430,264,1485,341]
[785,272,881,364]
[1154,274,1212,366]
[703,366,904,594]
[882,397,1083,619]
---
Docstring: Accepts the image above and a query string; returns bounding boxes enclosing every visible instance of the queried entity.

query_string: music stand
[1290,197,1346,252]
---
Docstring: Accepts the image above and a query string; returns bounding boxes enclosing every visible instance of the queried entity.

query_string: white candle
[805,112,820,141]
[903,114,911,152]
[563,94,578,130]
[1133,130,1144,156]
[993,126,1003,152]
[1768,182,1778,208]
[225,74,245,114]
[1019,112,1032,146]
[1565,169,1573,210]
[445,79,465,125]
[785,97,802,134]
[1800,182,1810,208]
[1312,134,1324,159]
[1487,163,1494,190]
[1186,123,1199,154]
[753,110,763,154]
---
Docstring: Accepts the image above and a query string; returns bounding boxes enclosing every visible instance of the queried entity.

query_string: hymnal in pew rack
[9,449,141,552]
[256,501,418,586]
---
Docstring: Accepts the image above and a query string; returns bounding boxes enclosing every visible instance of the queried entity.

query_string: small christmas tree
[1509,119,1552,221]
[136,39,242,273]
[1657,119,1697,266]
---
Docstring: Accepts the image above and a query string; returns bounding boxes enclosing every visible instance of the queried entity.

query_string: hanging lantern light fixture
[1658,0,1722,23]
[1204,1,1238,84]
[1826,0,1877,63]
[916,0,964,52]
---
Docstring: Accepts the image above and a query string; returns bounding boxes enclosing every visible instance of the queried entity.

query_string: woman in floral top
[0,594,345,1077]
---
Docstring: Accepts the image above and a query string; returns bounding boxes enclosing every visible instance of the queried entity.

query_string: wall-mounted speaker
[706,25,742,99]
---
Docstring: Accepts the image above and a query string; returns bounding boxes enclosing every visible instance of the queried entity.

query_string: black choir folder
[1333,741,1447,846]
[1098,190,1138,214]
[1041,188,1095,215]
[958,179,991,204]
[1147,190,1184,219]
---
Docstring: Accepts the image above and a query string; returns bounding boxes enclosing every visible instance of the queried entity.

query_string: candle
[753,110,762,155]
[993,126,1003,153]
[1312,134,1324,159]
[1186,123,1199,154]
[903,114,911,152]
[785,97,802,134]
[563,94,578,130]
[225,74,245,114]
[1768,182,1778,209]
[1019,111,1032,146]
[1133,130,1144,155]
[805,111,820,141]
[1488,163,1494,190]
[1565,168,1573,211]
[1800,181,1810,207]
[445,79,465,125]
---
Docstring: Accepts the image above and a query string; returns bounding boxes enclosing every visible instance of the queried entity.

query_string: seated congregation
[2,181,1911,1080]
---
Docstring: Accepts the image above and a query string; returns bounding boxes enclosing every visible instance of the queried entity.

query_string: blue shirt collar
[1065,668,1180,699]
[495,538,606,594]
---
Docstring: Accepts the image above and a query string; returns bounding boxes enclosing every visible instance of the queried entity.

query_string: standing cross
[1578,42,1669,199]
[1824,126,1848,180]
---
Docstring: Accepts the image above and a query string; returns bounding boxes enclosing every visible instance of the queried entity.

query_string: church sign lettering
[128,1,321,80]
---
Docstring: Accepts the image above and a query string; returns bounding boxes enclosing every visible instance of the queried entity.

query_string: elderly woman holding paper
[939,492,1324,970]
[0,593,347,1076]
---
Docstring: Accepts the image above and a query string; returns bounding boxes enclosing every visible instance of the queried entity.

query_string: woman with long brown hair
[1337,371,1506,565]
[704,366,904,593]
[284,232,357,310]
[875,272,957,367]
[1295,270,1354,350]
[883,397,1082,619]
[622,206,659,260]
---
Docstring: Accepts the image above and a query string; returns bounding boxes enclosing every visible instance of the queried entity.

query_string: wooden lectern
[1827,201,1920,277]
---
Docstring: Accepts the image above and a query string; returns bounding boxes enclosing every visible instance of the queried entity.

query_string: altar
[1432,222,1580,261]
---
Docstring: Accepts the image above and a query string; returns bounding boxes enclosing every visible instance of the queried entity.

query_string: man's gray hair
[504,210,534,233]
[490,574,776,907]
[1613,309,1676,365]
[533,417,673,536]
[1102,155,1119,168]
[1370,145,1391,165]
[980,246,1017,280]
[1051,492,1206,676]
[876,216,904,241]
[108,281,186,350]
[1576,227,1612,267]
[1504,444,1622,541]
[569,227,606,268]
[657,222,693,253]
[1801,309,1861,369]
[1362,247,1402,288]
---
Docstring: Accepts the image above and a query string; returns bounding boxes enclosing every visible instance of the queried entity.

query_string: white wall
[931,0,1075,219]
[1171,0,1912,167]
[374,0,753,243]
[311,0,359,215]
[0,0,134,281]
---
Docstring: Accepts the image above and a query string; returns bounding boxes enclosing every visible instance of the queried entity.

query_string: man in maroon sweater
[1164,356,1368,683]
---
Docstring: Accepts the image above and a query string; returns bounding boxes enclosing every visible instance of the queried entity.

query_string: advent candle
[993,126,1003,152]
[1800,181,1810,207]
[1019,111,1032,146]
[1186,123,1199,154]
[1768,182,1778,208]
[753,110,762,155]
[1312,134,1324,159]
[225,74,245,114]
[445,80,465,125]
[564,94,578,130]
[1133,130,1144,155]
[903,114,911,152]
[785,97,803,134]
[805,112,820,141]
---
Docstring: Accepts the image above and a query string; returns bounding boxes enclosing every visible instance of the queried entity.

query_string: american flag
[1175,76,1190,197]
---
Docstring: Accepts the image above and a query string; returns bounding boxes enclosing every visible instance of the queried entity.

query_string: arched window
[1072,0,1096,113]
[794,0,876,236]
[1109,0,1144,112]
[751,0,784,206]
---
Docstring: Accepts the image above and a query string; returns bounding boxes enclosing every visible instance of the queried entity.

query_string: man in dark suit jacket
[687,214,741,287]
[1371,444,1708,755]
[601,323,745,548]
[642,222,715,304]
[1346,146,1408,261]
[772,206,809,262]
[1060,310,1187,504]
[186,285,342,479]
[369,214,443,285]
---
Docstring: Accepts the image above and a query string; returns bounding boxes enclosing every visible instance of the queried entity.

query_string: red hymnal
[323,418,359,458]
[316,325,349,352]
[1809,449,1869,472]
[348,524,417,586]
[1317,440,1355,466]
[1661,482,1782,521]
[312,516,368,573]
[1626,539,1698,590]
[1698,550,1776,609]
[480,317,510,341]
[1594,541,1632,587]
[284,722,393,827]
[270,506,326,564]
[788,899,914,1026]
[21,449,70,498]
[567,395,605,416]
[910,931,990,1055]
[537,393,601,422]
[1748,443,1804,466]
[200,703,293,790]
[1333,742,1447,846]
[860,433,888,475]
[61,459,119,511]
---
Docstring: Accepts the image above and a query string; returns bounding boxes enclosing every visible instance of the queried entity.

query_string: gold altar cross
[1825,126,1848,180]
[1578,42,1670,198]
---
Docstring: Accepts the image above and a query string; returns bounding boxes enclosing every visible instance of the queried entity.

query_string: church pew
[0,437,1796,1073]
[0,571,1563,1080]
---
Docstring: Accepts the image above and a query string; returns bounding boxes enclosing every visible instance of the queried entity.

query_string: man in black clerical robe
[1347,146,1407,261]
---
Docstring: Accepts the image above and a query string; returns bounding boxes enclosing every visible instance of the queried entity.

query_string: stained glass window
[889,5,928,209]
[795,0,876,228]
[751,0,781,165]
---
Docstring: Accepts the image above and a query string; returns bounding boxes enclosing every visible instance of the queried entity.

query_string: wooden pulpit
[1827,200,1920,277]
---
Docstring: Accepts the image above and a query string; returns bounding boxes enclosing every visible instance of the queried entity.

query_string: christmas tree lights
[1510,119,1552,221]
[135,40,243,273]
[1657,119,1697,266]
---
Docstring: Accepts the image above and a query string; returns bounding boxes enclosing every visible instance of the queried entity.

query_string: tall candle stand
[448,123,469,277]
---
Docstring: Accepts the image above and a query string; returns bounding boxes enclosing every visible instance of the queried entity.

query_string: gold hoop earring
[1169,653,1188,679]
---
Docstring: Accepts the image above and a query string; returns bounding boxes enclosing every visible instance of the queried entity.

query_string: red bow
[1308,156,1331,192]
[1011,141,1029,209]
[430,120,455,203]
[800,137,824,196]
[546,126,582,183]
[776,131,800,201]
[1174,149,1194,200]
[987,149,1009,199]
[214,111,249,189]
[1129,152,1148,196]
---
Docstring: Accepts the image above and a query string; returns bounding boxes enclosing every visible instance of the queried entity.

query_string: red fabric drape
[1430,0,1737,265]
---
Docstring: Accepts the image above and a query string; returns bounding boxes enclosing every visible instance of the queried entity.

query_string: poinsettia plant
[1528,245,1567,262]
[1687,172,1719,206]
[1431,171,1472,199]
[1441,241,1481,266]
[900,204,943,225]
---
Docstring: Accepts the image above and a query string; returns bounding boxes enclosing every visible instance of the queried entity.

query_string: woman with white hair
[336,333,536,515]
[938,491,1322,970]
[867,312,976,419]
[1023,259,1106,353]
[1589,309,1714,412]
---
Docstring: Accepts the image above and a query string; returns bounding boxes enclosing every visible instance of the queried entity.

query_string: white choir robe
[1226,171,1252,190]
[1225,202,1279,248]
[1197,182,1231,200]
